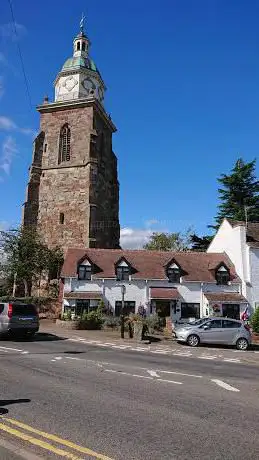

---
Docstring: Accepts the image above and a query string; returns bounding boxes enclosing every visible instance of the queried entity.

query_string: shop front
[204,292,249,320]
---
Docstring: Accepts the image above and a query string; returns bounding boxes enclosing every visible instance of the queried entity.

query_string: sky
[0,0,259,248]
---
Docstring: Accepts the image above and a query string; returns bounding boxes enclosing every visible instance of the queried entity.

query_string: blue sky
[0,0,259,248]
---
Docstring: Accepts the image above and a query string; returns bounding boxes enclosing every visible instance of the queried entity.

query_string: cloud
[0,116,16,130]
[120,227,153,249]
[0,115,34,136]
[0,22,27,41]
[0,136,18,177]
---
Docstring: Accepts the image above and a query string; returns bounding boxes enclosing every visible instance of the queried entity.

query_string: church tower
[22,17,120,252]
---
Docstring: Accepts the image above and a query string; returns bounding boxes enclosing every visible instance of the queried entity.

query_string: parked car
[175,317,251,350]
[0,302,39,338]
[173,317,208,334]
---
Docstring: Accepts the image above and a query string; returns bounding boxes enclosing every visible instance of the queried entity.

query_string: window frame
[215,266,230,285]
[115,301,135,317]
[78,265,92,281]
[59,124,71,163]
[181,302,200,319]
[116,266,130,281]
[167,267,181,283]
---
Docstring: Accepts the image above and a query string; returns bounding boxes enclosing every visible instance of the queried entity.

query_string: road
[1,331,259,460]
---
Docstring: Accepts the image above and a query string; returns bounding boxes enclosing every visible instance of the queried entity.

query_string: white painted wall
[207,219,249,300]
[249,249,259,309]
[63,276,242,320]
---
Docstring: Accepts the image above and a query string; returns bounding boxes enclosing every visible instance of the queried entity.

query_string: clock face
[81,77,96,95]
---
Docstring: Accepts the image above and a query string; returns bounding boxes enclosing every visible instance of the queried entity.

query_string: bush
[251,308,259,333]
[143,314,161,333]
[79,310,104,330]
[103,316,120,330]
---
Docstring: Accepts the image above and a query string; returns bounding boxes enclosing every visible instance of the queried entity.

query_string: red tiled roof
[61,248,240,283]
[227,219,259,248]
[204,292,248,303]
[150,287,180,299]
[64,291,102,299]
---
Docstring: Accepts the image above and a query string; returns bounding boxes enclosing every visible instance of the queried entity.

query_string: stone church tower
[22,19,120,253]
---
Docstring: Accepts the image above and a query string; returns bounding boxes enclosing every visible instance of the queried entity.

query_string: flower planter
[133,321,143,341]
[55,319,81,330]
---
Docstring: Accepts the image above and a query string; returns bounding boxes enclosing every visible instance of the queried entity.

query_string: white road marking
[159,370,202,379]
[0,346,24,352]
[51,359,56,362]
[223,358,241,363]
[147,370,160,377]
[66,356,82,361]
[173,352,192,357]
[211,379,240,392]
[54,357,62,360]
[104,369,153,380]
[157,378,182,385]
[105,369,183,385]
[199,355,217,360]
[152,350,170,354]
[21,351,29,354]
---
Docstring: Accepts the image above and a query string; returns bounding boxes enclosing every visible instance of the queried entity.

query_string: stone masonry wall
[23,101,120,253]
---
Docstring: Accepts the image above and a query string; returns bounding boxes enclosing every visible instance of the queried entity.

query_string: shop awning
[150,287,180,300]
[204,292,248,303]
[64,291,102,300]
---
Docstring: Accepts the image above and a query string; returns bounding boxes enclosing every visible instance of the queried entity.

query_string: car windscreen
[12,304,37,316]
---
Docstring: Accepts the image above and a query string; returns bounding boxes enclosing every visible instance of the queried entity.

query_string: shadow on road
[0,399,31,415]
[9,333,66,343]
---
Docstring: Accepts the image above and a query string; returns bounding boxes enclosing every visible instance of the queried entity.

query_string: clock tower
[22,18,120,253]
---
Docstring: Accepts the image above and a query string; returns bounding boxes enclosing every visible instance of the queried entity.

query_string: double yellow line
[0,417,114,460]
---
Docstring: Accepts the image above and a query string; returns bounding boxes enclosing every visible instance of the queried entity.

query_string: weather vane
[80,12,86,33]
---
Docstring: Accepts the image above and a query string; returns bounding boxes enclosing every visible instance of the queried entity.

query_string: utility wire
[7,0,33,109]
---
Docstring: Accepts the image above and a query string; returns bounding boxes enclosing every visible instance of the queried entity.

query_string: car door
[198,319,223,344]
[221,319,241,344]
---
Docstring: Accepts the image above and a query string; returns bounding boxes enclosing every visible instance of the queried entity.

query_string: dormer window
[116,266,130,281]
[167,263,181,283]
[78,263,92,281]
[216,265,230,285]
[115,259,131,281]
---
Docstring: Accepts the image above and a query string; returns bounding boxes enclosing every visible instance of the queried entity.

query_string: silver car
[0,302,39,338]
[175,317,251,350]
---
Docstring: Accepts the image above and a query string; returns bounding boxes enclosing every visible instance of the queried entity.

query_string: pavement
[1,328,259,459]
[39,321,259,366]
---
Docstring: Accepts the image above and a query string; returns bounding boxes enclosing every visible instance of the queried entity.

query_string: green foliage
[143,230,192,251]
[190,234,213,252]
[212,158,259,229]
[0,227,63,296]
[79,310,104,330]
[143,314,161,333]
[251,308,259,333]
[103,316,121,330]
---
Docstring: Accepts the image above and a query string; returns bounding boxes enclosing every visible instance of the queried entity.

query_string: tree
[190,234,213,252]
[251,307,259,334]
[0,227,63,297]
[143,231,191,251]
[212,158,259,229]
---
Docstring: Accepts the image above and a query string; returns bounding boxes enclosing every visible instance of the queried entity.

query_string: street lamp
[120,284,126,339]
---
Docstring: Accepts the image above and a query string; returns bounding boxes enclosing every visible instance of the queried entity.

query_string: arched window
[77,41,80,51]
[82,42,86,51]
[59,124,71,163]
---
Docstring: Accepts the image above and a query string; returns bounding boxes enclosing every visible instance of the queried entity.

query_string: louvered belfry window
[59,124,71,163]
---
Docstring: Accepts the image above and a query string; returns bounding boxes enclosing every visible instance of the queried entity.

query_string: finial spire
[80,12,86,33]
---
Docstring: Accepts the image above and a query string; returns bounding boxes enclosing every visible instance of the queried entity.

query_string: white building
[60,248,248,321]
[208,218,259,313]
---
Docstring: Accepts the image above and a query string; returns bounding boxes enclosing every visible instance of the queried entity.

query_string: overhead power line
[7,0,33,109]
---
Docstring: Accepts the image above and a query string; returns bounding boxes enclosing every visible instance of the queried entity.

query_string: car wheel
[187,334,200,347]
[236,338,249,351]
